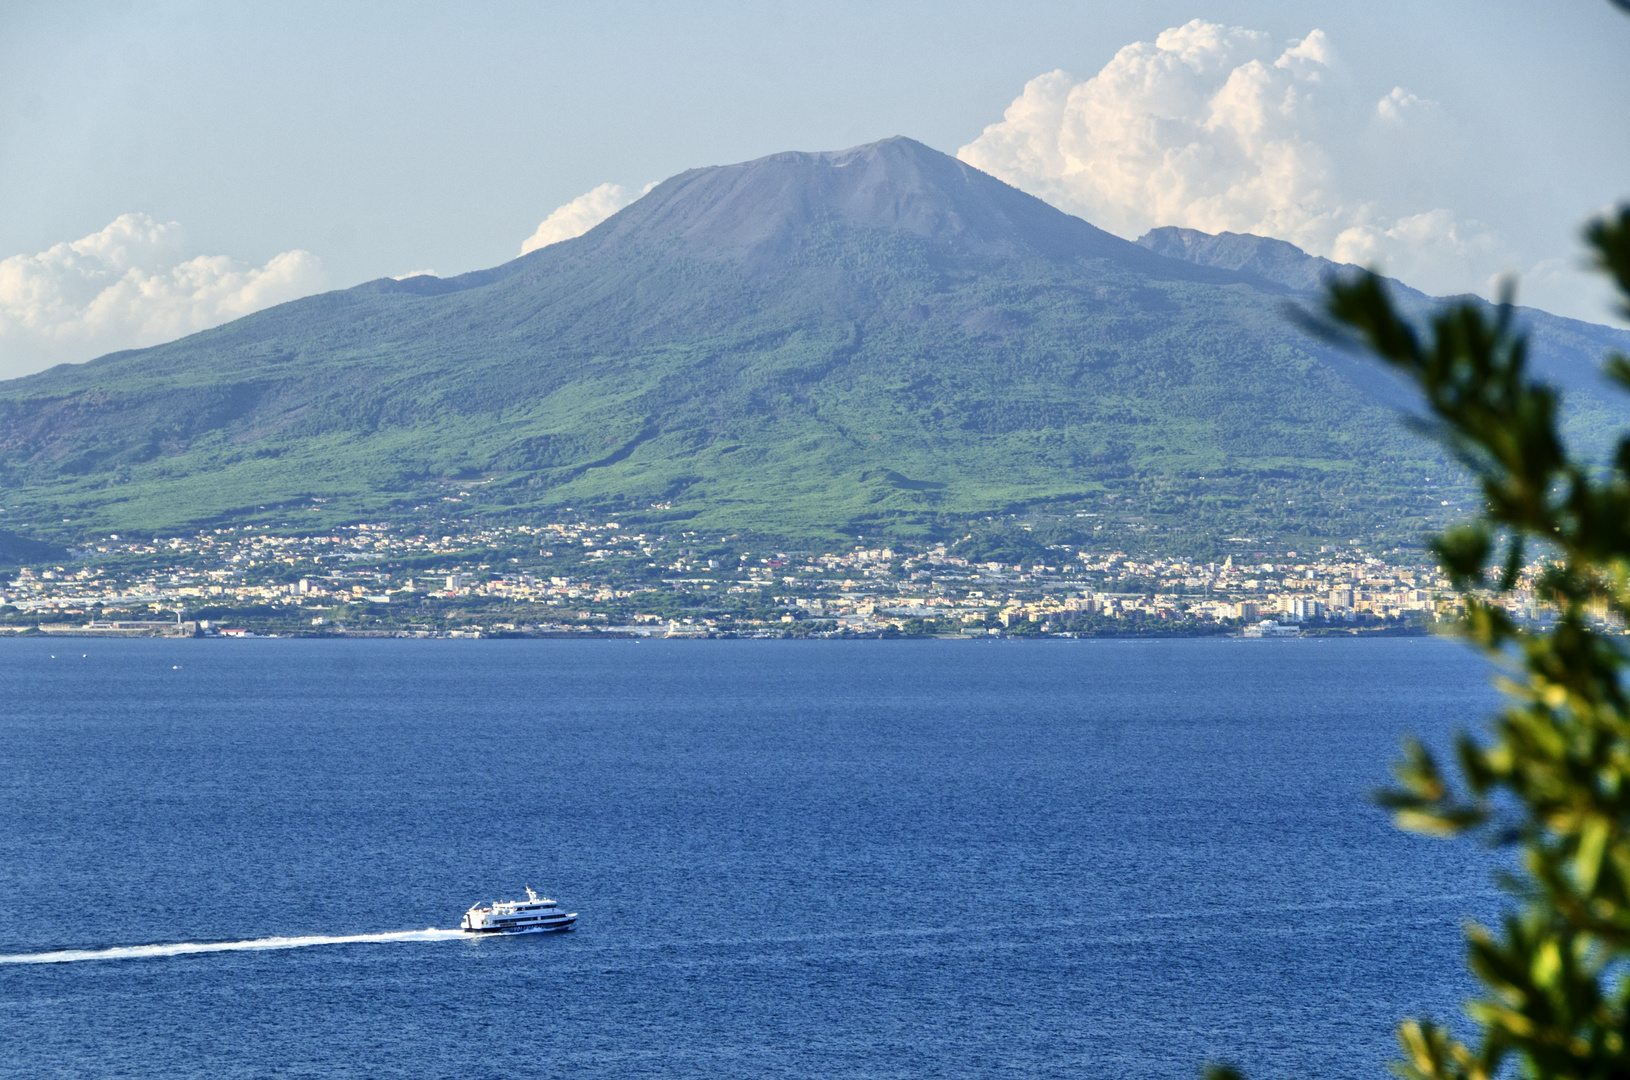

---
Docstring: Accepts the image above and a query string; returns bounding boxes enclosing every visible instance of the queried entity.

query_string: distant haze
[1,0,1626,376]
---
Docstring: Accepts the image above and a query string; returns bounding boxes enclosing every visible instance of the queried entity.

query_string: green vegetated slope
[0,137,1625,546]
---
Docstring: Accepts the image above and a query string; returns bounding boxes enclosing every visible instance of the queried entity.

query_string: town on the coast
[0,517,1544,639]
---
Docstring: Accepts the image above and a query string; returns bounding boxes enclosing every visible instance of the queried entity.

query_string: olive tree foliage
[1341,203,1630,1080]
[1207,196,1630,1077]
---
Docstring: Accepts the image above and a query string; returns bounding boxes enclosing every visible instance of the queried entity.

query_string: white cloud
[520,181,654,255]
[1376,86,1428,122]
[392,269,436,280]
[957,19,1505,300]
[0,213,324,378]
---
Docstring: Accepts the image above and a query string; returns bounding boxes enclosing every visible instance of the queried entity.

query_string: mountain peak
[563,136,1137,265]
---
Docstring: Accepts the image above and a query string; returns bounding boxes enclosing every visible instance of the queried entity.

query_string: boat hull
[464,915,576,935]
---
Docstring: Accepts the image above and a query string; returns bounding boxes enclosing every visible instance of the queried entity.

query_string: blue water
[0,637,1502,1079]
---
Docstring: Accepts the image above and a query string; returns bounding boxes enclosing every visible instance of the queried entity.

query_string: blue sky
[2,0,1627,375]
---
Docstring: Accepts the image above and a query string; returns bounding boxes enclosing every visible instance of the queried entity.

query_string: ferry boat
[1243,619,1302,638]
[461,888,577,934]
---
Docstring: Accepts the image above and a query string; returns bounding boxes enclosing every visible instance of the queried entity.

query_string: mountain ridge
[1136,226,1348,293]
[1136,223,1630,399]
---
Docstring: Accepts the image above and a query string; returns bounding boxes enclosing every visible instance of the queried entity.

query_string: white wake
[0,927,468,965]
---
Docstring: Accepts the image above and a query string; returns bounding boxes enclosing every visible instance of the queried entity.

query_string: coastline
[0,622,1438,641]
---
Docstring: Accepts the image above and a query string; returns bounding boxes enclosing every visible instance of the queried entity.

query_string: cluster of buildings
[803,547,1459,634]
[0,519,1512,636]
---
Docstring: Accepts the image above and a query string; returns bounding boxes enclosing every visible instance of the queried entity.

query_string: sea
[0,636,1504,1079]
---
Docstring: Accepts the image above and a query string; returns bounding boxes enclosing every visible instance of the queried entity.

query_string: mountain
[1137,225,1629,401]
[1,137,1627,548]
[1137,227,1348,293]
